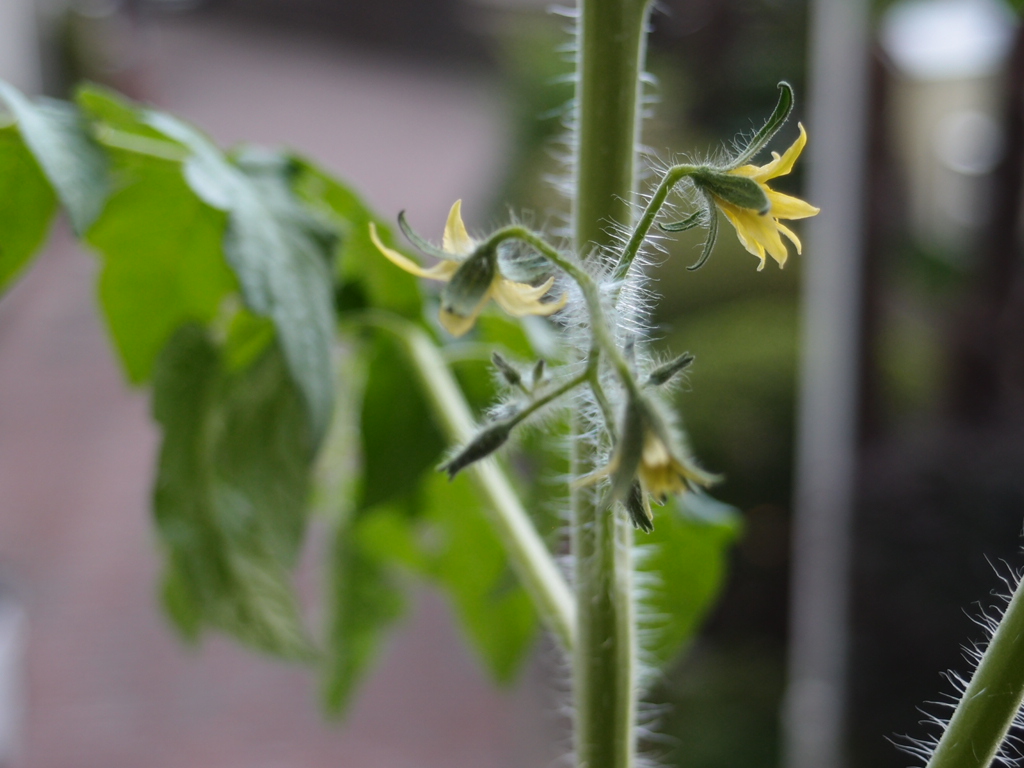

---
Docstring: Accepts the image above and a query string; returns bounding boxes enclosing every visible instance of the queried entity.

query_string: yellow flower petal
[766,190,820,220]
[442,200,475,256]
[369,223,459,281]
[492,276,568,317]
[776,222,802,254]
[719,204,778,269]
[752,123,807,181]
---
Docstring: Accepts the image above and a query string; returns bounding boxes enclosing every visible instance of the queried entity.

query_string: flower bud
[531,358,546,389]
[646,353,695,387]
[491,352,522,388]
[440,420,512,479]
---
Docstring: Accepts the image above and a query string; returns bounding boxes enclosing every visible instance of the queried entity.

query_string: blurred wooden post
[783,1,871,768]
[0,0,41,92]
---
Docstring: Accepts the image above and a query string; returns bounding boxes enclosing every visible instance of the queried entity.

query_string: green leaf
[87,160,234,383]
[358,334,446,509]
[151,324,316,659]
[0,80,109,234]
[0,125,57,292]
[637,493,740,673]
[418,471,537,682]
[144,113,337,445]
[294,160,424,319]
[321,519,405,715]
[355,473,538,684]
[76,83,178,148]
[213,329,316,566]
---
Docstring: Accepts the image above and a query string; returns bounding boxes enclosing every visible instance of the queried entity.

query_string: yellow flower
[635,427,710,503]
[712,123,820,270]
[369,200,567,336]
[577,395,715,531]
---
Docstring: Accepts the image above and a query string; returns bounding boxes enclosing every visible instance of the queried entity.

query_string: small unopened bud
[623,336,636,371]
[491,352,522,388]
[440,421,512,479]
[626,481,654,533]
[691,168,770,214]
[609,397,646,502]
[646,353,695,387]
[531,358,546,389]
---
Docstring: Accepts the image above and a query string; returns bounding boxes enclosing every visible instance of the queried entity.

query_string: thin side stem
[484,227,636,390]
[572,1,651,767]
[504,365,593,430]
[926,575,1024,768]
[364,315,577,651]
[614,164,697,281]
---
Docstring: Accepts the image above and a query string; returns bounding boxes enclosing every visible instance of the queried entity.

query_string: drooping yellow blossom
[369,200,567,336]
[635,427,710,503]
[713,123,820,270]
[577,395,715,531]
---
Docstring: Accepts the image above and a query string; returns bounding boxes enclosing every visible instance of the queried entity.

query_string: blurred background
[1,0,1023,766]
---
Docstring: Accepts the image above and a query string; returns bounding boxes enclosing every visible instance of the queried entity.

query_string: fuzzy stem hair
[926,572,1024,768]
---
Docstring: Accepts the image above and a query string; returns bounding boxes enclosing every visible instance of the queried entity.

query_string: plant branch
[571,1,652,767]
[926,574,1024,768]
[374,316,577,652]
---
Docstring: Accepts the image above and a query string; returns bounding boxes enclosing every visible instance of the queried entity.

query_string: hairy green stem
[363,315,577,650]
[614,164,697,281]
[504,365,593,429]
[572,1,651,767]
[926,574,1024,768]
[484,227,636,392]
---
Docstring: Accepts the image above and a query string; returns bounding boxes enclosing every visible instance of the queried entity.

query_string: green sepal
[626,481,654,533]
[397,210,452,260]
[688,199,719,272]
[608,395,647,503]
[658,210,703,233]
[728,81,795,169]
[691,169,769,214]
[440,248,496,321]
